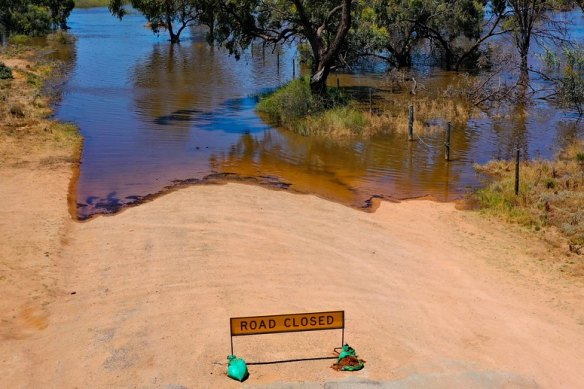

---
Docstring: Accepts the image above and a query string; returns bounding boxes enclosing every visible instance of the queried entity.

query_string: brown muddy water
[56,8,583,220]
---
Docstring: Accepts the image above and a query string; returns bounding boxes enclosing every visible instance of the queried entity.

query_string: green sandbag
[338,344,356,361]
[341,360,365,371]
[337,344,365,371]
[227,355,249,382]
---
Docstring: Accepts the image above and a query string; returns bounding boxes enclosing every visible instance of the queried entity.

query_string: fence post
[445,122,451,161]
[408,105,414,141]
[369,88,373,114]
[515,148,520,195]
[292,58,295,78]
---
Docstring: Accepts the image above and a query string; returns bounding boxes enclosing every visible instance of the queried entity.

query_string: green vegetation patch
[0,62,13,80]
[74,0,109,8]
[257,78,362,138]
[474,141,584,256]
[8,34,34,46]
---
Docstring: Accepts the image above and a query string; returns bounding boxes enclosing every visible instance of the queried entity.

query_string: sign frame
[229,310,345,356]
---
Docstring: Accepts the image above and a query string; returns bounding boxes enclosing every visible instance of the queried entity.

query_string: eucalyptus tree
[346,0,421,68]
[0,0,74,35]
[506,0,549,86]
[109,0,208,43]
[210,0,352,96]
[411,0,511,70]
[348,0,509,71]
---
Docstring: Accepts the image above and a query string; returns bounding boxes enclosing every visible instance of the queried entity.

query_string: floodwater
[56,8,583,220]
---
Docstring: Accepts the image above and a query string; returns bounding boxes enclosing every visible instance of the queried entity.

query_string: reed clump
[474,141,584,270]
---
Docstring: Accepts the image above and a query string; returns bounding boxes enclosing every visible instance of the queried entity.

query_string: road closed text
[230,311,344,336]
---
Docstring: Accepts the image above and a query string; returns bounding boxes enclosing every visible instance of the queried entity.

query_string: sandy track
[1,175,583,388]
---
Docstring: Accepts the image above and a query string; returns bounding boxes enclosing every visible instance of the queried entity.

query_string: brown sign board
[230,311,344,336]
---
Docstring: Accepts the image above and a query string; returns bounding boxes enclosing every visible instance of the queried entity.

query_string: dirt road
[1,164,583,388]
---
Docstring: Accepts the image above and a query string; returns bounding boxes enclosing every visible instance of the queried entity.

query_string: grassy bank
[474,141,584,263]
[0,32,82,167]
[74,0,109,8]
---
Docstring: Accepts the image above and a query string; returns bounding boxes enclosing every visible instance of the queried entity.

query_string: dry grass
[0,38,81,167]
[371,96,472,135]
[474,141,584,275]
[291,95,472,140]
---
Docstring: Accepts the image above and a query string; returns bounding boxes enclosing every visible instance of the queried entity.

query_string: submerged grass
[474,141,584,268]
[0,34,82,166]
[257,77,473,139]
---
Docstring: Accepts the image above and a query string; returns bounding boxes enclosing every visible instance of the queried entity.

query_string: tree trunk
[396,51,412,68]
[443,49,454,70]
[165,11,179,43]
[310,61,331,96]
[518,47,529,86]
[293,0,351,98]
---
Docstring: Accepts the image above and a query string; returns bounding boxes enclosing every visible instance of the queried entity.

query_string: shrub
[9,103,25,118]
[0,62,13,80]
[257,78,316,124]
[9,5,52,37]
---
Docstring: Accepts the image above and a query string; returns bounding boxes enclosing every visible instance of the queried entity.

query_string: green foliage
[0,0,74,35]
[8,4,52,36]
[0,62,14,80]
[346,0,418,68]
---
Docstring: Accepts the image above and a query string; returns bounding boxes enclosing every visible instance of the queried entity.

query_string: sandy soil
[1,158,583,388]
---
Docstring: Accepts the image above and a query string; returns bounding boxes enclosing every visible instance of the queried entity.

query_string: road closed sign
[230,311,344,336]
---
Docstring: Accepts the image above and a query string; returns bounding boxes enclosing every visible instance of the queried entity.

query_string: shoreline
[73,171,444,222]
